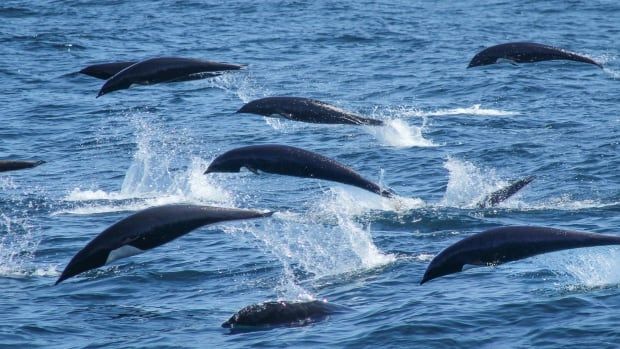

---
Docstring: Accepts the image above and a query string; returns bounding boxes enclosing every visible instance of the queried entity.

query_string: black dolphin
[421,226,620,284]
[79,61,136,80]
[0,160,45,173]
[477,176,535,208]
[222,300,344,329]
[468,42,602,68]
[55,204,272,285]
[237,97,384,126]
[97,57,243,97]
[204,144,395,198]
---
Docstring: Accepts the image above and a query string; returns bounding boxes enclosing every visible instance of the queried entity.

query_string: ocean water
[1,0,619,347]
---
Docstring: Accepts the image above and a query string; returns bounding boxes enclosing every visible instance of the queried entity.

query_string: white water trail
[402,104,518,117]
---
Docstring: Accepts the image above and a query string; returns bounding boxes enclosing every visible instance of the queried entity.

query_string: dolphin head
[420,249,466,284]
[97,77,132,98]
[467,52,497,68]
[236,99,273,116]
[204,156,244,174]
[55,247,109,285]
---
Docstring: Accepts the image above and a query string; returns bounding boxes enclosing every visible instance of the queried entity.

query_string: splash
[315,187,424,219]
[226,211,395,299]
[203,72,272,103]
[440,157,510,208]
[0,212,47,277]
[59,114,232,215]
[538,248,620,289]
[403,104,518,117]
[366,119,436,148]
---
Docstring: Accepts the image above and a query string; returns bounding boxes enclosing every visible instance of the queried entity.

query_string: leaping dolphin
[55,204,272,285]
[204,144,395,198]
[97,57,243,97]
[477,176,535,208]
[222,300,344,329]
[0,160,45,173]
[421,226,620,284]
[237,97,384,126]
[468,42,602,68]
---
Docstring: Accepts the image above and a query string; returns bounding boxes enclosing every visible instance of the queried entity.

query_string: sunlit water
[1,0,619,348]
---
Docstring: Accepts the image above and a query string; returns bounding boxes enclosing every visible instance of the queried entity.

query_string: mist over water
[1,0,620,347]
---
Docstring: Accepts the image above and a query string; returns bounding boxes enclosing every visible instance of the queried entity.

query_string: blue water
[1,0,620,347]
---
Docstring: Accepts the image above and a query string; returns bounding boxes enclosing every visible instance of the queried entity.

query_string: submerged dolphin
[477,176,535,208]
[204,144,395,198]
[222,300,343,329]
[0,160,45,173]
[468,42,602,68]
[97,57,243,97]
[237,97,384,126]
[55,204,272,285]
[421,226,620,284]
[79,61,136,80]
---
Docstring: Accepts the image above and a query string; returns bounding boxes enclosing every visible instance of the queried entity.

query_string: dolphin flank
[222,300,344,329]
[468,42,602,68]
[237,97,384,126]
[0,160,45,173]
[55,204,272,285]
[205,144,395,198]
[421,226,620,284]
[97,57,243,97]
[477,175,535,208]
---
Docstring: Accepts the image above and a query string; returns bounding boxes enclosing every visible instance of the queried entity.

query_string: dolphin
[97,57,243,97]
[237,97,384,126]
[79,61,136,80]
[420,226,620,284]
[222,300,344,329]
[468,42,602,68]
[55,204,272,285]
[477,176,535,208]
[204,144,395,198]
[0,160,45,173]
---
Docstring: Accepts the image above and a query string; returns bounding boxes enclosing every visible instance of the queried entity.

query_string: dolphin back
[421,226,620,284]
[55,204,272,284]
[97,57,243,97]
[238,97,384,126]
[478,176,534,208]
[206,144,394,197]
[0,160,45,173]
[222,300,341,328]
[468,42,602,68]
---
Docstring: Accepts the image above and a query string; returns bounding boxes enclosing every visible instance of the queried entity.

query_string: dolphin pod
[55,204,272,285]
[79,61,136,80]
[420,226,620,284]
[0,160,45,173]
[205,144,395,198]
[468,42,602,68]
[237,97,385,126]
[96,57,243,97]
[477,175,535,208]
[222,300,344,329]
